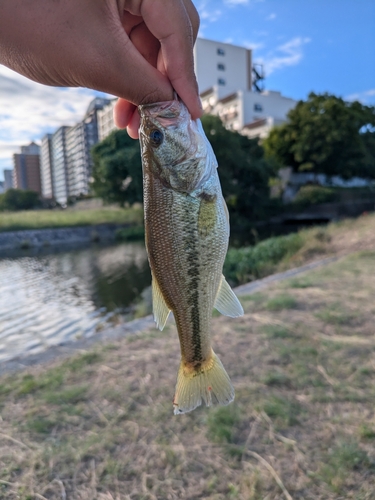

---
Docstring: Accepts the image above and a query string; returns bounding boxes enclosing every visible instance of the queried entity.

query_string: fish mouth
[138,99,189,123]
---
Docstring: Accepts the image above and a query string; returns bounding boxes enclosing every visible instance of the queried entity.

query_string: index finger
[140,0,202,119]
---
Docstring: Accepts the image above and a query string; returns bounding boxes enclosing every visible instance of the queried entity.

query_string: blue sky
[1,0,374,181]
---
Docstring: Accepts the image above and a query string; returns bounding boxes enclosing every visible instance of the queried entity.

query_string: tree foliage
[92,116,277,228]
[263,92,375,179]
[201,115,277,229]
[91,130,142,206]
[0,189,39,211]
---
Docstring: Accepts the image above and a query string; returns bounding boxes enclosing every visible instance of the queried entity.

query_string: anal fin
[152,273,171,330]
[214,275,244,317]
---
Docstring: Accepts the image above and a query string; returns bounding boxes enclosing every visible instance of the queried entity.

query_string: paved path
[0,255,338,377]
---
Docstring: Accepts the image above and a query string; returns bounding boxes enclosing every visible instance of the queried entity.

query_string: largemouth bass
[138,98,243,415]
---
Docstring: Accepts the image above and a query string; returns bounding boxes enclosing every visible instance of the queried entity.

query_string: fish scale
[139,99,244,414]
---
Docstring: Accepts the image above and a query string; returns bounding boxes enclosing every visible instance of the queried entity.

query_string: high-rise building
[4,169,14,191]
[97,99,117,141]
[40,134,54,199]
[13,142,42,194]
[195,38,296,139]
[194,38,252,98]
[66,97,111,198]
[51,126,70,206]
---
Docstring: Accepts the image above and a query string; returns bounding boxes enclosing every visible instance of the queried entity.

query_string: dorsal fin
[214,275,244,317]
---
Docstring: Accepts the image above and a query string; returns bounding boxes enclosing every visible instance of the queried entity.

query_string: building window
[217,63,225,71]
[218,78,226,86]
[217,47,225,56]
[254,103,263,112]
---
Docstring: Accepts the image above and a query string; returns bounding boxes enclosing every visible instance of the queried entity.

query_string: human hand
[0,0,201,138]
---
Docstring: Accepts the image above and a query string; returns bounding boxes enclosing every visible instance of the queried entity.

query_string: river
[0,242,151,363]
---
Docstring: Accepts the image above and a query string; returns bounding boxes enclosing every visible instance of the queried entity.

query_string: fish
[138,98,244,415]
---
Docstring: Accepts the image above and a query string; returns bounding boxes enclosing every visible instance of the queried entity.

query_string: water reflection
[0,242,150,362]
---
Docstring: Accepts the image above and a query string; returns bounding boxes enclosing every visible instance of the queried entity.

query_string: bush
[224,232,304,285]
[293,185,336,208]
[0,189,40,211]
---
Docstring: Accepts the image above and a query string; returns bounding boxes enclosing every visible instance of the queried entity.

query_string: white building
[4,169,14,191]
[195,38,296,139]
[40,134,54,199]
[194,38,252,98]
[97,99,117,141]
[66,97,111,198]
[51,126,70,206]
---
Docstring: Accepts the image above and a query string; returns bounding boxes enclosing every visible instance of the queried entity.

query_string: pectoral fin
[214,275,244,317]
[152,274,171,330]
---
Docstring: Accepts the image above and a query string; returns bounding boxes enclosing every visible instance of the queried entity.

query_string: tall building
[201,88,296,138]
[4,169,14,191]
[13,142,42,194]
[195,38,296,139]
[51,126,70,205]
[40,134,54,199]
[194,38,252,98]
[66,97,111,198]
[97,99,117,141]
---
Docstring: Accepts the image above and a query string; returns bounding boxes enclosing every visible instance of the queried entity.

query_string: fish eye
[149,129,164,147]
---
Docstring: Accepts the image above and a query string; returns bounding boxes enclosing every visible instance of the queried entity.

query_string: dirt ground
[1,215,375,499]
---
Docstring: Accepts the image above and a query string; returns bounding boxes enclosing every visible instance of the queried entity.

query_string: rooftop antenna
[252,64,265,93]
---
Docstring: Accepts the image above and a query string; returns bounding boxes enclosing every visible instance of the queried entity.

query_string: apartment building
[194,38,252,98]
[51,126,70,205]
[12,142,42,194]
[97,99,117,141]
[40,134,54,199]
[66,97,111,198]
[195,38,296,139]
[4,169,14,191]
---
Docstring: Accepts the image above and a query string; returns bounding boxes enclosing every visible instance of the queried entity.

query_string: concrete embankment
[0,223,128,252]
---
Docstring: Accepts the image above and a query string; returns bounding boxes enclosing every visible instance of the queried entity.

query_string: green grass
[0,205,143,232]
[262,396,301,427]
[207,406,241,444]
[265,294,297,311]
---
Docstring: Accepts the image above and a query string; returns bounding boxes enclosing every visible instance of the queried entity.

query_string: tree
[92,116,277,229]
[263,92,375,179]
[91,130,143,206]
[201,115,278,229]
[0,189,39,211]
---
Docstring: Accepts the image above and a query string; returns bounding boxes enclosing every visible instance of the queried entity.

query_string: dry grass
[1,246,375,499]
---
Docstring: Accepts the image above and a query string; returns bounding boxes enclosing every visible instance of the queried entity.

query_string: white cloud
[199,8,222,22]
[345,89,375,104]
[0,66,111,179]
[266,13,277,20]
[243,40,265,51]
[259,37,311,75]
[224,0,265,5]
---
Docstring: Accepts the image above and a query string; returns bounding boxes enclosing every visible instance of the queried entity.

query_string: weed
[44,385,88,405]
[265,294,297,311]
[319,441,371,492]
[359,424,375,440]
[26,416,57,434]
[67,352,102,372]
[261,325,292,338]
[207,405,240,443]
[263,396,301,426]
[263,371,291,387]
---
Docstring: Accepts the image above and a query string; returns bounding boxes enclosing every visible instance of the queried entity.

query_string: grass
[0,205,143,232]
[224,213,375,286]
[1,222,375,497]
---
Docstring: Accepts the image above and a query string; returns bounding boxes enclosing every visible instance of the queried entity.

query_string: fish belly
[144,171,228,366]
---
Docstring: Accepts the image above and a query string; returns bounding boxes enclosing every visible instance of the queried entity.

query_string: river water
[0,242,151,363]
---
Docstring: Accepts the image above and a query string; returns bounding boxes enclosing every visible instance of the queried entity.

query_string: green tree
[0,189,39,211]
[264,92,375,179]
[201,115,277,229]
[91,116,276,229]
[91,129,143,206]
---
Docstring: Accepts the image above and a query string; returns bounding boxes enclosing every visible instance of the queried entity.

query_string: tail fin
[173,350,234,415]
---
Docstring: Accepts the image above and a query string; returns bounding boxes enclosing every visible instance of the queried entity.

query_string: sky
[1,0,374,181]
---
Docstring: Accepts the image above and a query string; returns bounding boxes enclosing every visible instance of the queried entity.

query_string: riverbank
[0,205,143,233]
[1,248,375,499]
